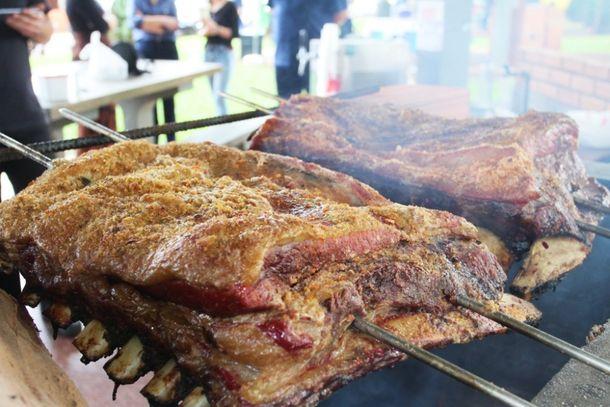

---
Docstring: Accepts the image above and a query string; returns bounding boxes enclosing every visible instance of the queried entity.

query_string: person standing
[66,0,117,153]
[0,1,53,296]
[130,0,179,142]
[269,0,343,98]
[202,0,239,116]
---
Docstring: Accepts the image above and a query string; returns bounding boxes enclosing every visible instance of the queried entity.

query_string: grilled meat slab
[0,141,539,406]
[250,95,609,295]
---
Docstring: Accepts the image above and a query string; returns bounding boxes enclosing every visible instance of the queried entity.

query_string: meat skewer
[456,295,610,374]
[240,93,610,295]
[353,317,535,407]
[0,132,537,406]
[61,115,610,377]
[250,89,610,217]
[59,108,130,142]
[574,196,610,215]
[0,131,53,168]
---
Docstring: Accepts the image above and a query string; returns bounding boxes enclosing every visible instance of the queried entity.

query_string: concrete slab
[533,320,610,407]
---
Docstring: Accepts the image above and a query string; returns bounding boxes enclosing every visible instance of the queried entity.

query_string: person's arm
[5,6,53,44]
[203,4,238,40]
[129,0,162,35]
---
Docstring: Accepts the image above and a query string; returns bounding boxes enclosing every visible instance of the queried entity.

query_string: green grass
[561,34,610,54]
[30,35,277,141]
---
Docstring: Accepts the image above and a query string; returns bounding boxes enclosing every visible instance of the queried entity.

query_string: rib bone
[43,303,72,328]
[73,320,112,362]
[104,336,146,384]
[181,387,210,407]
[141,359,181,404]
[511,237,589,296]
[20,289,41,308]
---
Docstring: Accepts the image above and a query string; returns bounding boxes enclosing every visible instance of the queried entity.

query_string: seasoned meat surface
[250,95,609,293]
[0,141,539,406]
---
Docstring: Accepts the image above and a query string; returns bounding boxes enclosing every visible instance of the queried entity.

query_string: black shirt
[66,0,109,36]
[207,1,239,49]
[0,0,47,132]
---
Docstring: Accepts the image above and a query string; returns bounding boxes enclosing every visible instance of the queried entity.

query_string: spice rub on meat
[0,141,539,406]
[250,95,609,295]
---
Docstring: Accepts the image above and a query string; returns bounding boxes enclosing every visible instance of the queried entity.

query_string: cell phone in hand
[0,8,24,16]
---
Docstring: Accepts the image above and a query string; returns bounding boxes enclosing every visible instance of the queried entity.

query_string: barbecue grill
[0,90,609,406]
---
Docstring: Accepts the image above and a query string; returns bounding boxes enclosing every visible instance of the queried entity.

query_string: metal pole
[456,295,610,375]
[0,132,53,169]
[353,317,535,407]
[59,109,130,143]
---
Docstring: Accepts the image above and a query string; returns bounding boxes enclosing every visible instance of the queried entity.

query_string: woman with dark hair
[202,0,239,115]
[0,0,53,296]
[130,0,179,142]
[66,0,117,151]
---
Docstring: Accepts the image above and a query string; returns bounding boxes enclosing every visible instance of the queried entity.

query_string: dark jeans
[276,60,309,99]
[0,125,50,297]
[135,40,179,142]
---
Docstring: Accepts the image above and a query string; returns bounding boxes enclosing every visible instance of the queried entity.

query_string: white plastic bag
[568,110,610,149]
[79,31,128,81]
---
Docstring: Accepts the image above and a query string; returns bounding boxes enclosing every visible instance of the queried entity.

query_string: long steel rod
[0,127,550,406]
[574,197,610,215]
[219,92,275,115]
[250,87,285,103]
[577,220,610,239]
[352,317,534,407]
[59,108,130,143]
[0,132,53,168]
[456,295,610,375]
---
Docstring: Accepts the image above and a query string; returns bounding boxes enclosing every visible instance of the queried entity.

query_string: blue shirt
[271,0,343,67]
[129,0,177,43]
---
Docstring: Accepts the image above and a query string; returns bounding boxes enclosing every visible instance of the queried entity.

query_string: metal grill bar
[574,197,610,215]
[577,220,610,239]
[456,295,610,375]
[352,317,535,407]
[59,109,129,142]
[0,132,53,168]
[0,111,266,164]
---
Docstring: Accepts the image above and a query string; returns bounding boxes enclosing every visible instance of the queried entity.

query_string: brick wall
[515,48,610,112]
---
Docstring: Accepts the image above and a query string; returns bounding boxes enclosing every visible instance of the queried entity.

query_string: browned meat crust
[250,95,609,290]
[0,141,538,406]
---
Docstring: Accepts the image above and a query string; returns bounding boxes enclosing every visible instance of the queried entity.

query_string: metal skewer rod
[352,317,534,407]
[250,87,287,103]
[456,295,610,375]
[59,108,130,143]
[0,126,541,406]
[0,132,53,169]
[574,197,610,215]
[576,220,610,239]
[219,92,275,115]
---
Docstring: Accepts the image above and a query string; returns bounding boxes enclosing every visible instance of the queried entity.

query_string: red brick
[595,80,610,100]
[530,65,550,80]
[562,56,585,74]
[540,51,563,68]
[555,88,580,107]
[548,69,572,85]
[584,63,610,80]
[532,80,559,98]
[571,75,595,94]
[580,95,607,110]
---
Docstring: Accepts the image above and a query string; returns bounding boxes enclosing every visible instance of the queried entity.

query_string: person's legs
[161,42,179,142]
[276,60,304,98]
[216,48,233,116]
[0,126,49,297]
[205,45,232,116]
[136,40,178,143]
